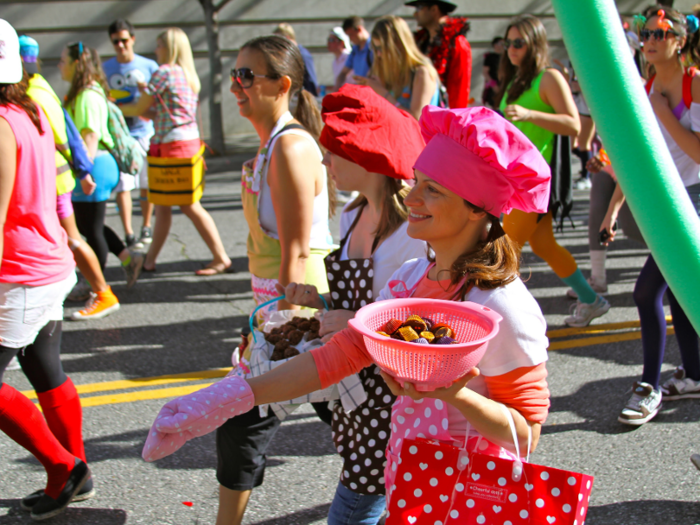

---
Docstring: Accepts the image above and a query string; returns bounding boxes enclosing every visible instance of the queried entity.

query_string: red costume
[414,17,472,108]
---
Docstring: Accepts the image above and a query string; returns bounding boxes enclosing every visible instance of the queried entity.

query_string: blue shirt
[102,54,159,138]
[345,42,373,78]
[298,44,319,96]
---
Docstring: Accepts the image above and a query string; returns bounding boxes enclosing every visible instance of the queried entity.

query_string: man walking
[334,16,373,90]
[102,19,158,248]
[407,0,472,108]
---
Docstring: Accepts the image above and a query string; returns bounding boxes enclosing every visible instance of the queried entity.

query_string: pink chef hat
[413,106,551,216]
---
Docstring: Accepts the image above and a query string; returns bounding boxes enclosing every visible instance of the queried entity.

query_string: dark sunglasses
[230,67,277,88]
[640,28,678,42]
[504,38,527,50]
[112,38,130,46]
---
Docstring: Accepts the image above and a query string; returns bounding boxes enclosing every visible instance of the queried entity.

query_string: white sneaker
[6,356,21,371]
[566,277,608,299]
[574,177,592,190]
[661,367,700,400]
[618,382,662,426]
[564,294,610,327]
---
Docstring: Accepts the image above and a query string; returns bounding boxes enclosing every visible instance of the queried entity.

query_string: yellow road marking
[79,383,214,408]
[21,368,231,399]
[548,327,675,351]
[546,316,672,340]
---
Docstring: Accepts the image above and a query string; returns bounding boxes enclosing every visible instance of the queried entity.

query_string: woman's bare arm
[0,117,17,267]
[268,133,319,311]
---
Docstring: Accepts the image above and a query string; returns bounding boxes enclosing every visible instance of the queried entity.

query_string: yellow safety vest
[27,74,76,196]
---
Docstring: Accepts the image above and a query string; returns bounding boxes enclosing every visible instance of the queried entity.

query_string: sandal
[195,262,233,276]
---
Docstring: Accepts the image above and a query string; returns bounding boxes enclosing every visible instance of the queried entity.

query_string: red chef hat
[320,85,425,180]
[414,106,551,216]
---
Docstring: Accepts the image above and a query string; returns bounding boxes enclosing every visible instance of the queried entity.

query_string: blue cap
[18,35,39,62]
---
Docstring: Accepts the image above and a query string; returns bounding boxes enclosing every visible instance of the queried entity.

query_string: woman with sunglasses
[355,15,440,120]
[58,42,143,319]
[615,6,700,426]
[121,28,230,275]
[145,106,551,521]
[216,35,334,525]
[496,14,610,327]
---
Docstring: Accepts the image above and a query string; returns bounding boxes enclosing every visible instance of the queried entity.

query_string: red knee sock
[0,383,75,499]
[38,377,86,463]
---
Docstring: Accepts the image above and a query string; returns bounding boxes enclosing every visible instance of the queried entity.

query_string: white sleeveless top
[258,126,332,250]
[651,84,700,187]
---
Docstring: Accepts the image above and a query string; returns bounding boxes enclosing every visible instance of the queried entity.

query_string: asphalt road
[1,158,699,525]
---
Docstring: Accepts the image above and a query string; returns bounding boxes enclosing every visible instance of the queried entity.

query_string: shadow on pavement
[546,370,700,435]
[0,502,127,525]
[248,503,331,525]
[586,499,700,524]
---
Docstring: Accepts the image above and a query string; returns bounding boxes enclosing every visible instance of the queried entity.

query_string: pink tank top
[0,103,74,286]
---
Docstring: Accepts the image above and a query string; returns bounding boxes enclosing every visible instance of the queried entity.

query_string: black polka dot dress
[324,208,396,495]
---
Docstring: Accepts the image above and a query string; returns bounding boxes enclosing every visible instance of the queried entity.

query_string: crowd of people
[1,0,699,522]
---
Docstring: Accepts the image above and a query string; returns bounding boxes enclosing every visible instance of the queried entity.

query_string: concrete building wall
[3,0,696,150]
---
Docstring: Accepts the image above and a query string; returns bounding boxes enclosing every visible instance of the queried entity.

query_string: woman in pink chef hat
[144,106,552,508]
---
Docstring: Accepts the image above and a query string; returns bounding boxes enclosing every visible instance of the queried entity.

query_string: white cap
[330,26,351,51]
[0,20,22,84]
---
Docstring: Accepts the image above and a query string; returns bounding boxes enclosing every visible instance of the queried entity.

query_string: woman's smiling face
[403,170,474,244]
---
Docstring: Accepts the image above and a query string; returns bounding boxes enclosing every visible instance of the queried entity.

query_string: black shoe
[125,233,138,248]
[29,459,90,521]
[20,477,95,511]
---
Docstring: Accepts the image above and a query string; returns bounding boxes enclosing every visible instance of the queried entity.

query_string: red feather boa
[415,17,470,84]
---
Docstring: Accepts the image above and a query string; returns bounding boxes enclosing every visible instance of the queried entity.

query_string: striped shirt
[145,64,198,144]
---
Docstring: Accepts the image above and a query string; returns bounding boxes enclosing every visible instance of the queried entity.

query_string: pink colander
[348,298,502,391]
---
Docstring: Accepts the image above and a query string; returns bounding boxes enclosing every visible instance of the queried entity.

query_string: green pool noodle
[552,0,700,332]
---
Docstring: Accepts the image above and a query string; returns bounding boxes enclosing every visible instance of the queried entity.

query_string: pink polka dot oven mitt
[142,375,255,462]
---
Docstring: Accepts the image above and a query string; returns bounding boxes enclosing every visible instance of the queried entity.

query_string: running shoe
[618,382,662,426]
[21,478,95,511]
[567,277,608,299]
[123,250,144,289]
[125,233,138,248]
[67,277,91,303]
[564,294,610,327]
[70,288,120,321]
[661,367,700,400]
[139,226,153,245]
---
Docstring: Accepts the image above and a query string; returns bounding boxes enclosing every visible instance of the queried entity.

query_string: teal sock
[562,268,597,304]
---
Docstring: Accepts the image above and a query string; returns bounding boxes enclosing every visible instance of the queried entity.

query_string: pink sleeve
[310,328,374,388]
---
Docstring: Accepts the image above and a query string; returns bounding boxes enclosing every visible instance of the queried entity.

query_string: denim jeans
[327,480,386,525]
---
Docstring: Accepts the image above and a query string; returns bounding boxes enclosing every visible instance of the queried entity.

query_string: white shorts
[0,272,77,348]
[115,135,152,193]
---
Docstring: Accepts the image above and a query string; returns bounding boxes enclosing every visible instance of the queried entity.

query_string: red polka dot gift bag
[386,406,594,525]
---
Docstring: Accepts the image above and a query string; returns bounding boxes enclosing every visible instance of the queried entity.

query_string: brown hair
[241,35,322,140]
[430,202,521,299]
[637,5,700,74]
[240,35,336,214]
[342,16,364,32]
[64,42,109,110]
[495,14,550,106]
[345,177,410,245]
[0,69,43,134]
